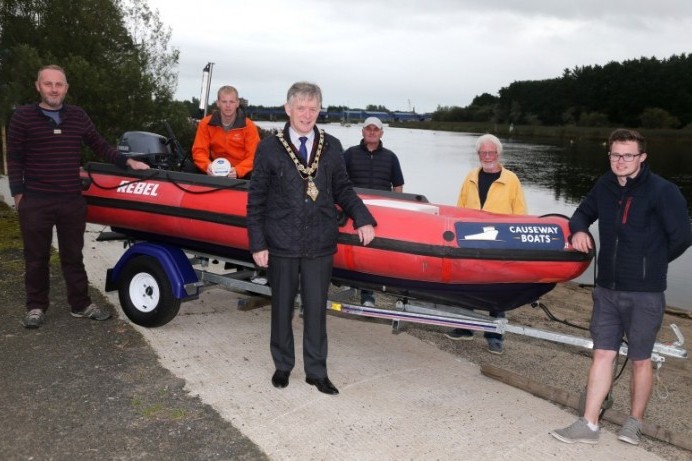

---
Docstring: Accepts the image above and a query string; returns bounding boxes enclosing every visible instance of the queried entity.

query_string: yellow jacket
[456,166,527,214]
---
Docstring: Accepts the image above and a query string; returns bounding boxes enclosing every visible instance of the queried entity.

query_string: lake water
[256,121,692,310]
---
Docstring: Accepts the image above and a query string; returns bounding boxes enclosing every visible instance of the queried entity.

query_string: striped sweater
[8,103,127,197]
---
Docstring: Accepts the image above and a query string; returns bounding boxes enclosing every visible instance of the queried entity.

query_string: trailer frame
[103,238,687,366]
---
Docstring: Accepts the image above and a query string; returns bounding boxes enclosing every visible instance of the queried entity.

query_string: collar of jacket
[608,162,650,190]
[280,123,332,153]
[470,165,506,183]
[208,107,248,129]
[34,102,69,116]
[359,138,383,153]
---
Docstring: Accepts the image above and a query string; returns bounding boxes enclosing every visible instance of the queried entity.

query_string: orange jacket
[192,110,260,178]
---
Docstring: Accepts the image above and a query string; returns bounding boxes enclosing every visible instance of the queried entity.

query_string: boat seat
[364,199,439,215]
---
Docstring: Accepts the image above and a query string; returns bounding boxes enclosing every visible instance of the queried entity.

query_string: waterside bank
[391,121,692,144]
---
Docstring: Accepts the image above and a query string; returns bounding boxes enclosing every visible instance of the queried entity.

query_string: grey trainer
[22,309,45,329]
[71,304,112,321]
[618,416,642,445]
[550,418,600,444]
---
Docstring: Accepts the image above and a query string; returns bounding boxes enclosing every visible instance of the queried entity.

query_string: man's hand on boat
[570,231,593,253]
[357,225,375,246]
[253,250,269,268]
[251,225,374,268]
[126,159,151,170]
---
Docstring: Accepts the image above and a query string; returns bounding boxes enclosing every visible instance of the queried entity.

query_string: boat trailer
[103,238,687,368]
[327,287,687,367]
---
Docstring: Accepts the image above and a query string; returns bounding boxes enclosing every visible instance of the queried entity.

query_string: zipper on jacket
[642,255,646,281]
[608,236,619,290]
[610,193,626,287]
[621,196,633,224]
[369,153,374,188]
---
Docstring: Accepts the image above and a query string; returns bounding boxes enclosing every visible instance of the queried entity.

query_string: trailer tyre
[118,255,181,327]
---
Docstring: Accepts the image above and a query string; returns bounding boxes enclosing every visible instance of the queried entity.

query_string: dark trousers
[18,195,91,312]
[268,254,333,379]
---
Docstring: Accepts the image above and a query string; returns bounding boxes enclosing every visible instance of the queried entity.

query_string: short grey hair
[217,85,238,100]
[286,81,322,106]
[37,64,67,82]
[475,134,503,156]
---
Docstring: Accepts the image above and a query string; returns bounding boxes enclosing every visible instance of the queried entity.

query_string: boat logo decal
[454,222,565,250]
[116,180,160,196]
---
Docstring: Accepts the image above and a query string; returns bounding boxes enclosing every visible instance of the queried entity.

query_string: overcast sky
[145,0,692,113]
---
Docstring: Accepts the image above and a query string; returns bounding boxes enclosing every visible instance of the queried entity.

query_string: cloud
[147,0,692,112]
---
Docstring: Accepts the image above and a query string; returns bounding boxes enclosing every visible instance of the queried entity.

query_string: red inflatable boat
[81,162,592,312]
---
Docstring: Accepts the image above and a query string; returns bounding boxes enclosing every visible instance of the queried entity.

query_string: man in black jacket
[247,82,376,395]
[343,116,404,193]
[343,116,404,307]
[551,128,691,446]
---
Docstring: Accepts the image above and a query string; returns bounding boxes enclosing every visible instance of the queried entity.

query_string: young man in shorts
[550,128,691,445]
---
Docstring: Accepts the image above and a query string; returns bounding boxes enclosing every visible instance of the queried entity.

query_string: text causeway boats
[80,162,593,319]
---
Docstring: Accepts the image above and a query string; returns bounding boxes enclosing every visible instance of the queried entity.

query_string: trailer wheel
[118,255,181,327]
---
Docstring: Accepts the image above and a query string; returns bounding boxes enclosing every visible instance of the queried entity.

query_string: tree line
[0,0,197,158]
[434,54,692,129]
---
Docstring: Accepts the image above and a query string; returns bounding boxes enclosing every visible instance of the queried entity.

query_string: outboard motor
[117,131,177,169]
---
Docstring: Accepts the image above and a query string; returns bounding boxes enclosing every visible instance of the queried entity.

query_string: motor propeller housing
[118,131,177,169]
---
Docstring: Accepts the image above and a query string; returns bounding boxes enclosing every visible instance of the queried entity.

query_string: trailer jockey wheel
[118,255,181,327]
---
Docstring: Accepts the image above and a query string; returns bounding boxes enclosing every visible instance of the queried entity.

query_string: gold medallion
[306,176,319,201]
[276,130,325,201]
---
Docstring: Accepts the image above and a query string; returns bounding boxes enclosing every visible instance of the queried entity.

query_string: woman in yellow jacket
[448,133,527,353]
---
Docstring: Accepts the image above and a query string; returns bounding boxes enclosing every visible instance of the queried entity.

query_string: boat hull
[81,163,592,311]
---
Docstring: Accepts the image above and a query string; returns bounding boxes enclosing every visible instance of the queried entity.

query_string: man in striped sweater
[7,64,150,329]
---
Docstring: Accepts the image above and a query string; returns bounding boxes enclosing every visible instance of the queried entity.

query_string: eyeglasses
[478,151,498,157]
[608,153,642,162]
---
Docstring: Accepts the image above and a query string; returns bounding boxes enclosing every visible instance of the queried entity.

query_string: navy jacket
[570,164,691,292]
[343,140,404,191]
[247,124,376,258]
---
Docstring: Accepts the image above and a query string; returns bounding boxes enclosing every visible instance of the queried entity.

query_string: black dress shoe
[272,370,290,388]
[305,376,339,395]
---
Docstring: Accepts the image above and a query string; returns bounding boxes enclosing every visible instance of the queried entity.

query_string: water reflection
[256,121,691,309]
[503,137,692,217]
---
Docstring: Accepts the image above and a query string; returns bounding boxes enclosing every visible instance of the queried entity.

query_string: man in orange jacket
[192,85,260,179]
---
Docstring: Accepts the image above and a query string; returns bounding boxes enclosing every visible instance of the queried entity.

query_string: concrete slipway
[1,176,663,460]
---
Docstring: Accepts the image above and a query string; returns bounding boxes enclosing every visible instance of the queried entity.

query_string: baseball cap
[363,117,383,129]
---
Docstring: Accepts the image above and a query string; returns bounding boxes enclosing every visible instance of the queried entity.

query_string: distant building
[245,107,431,123]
